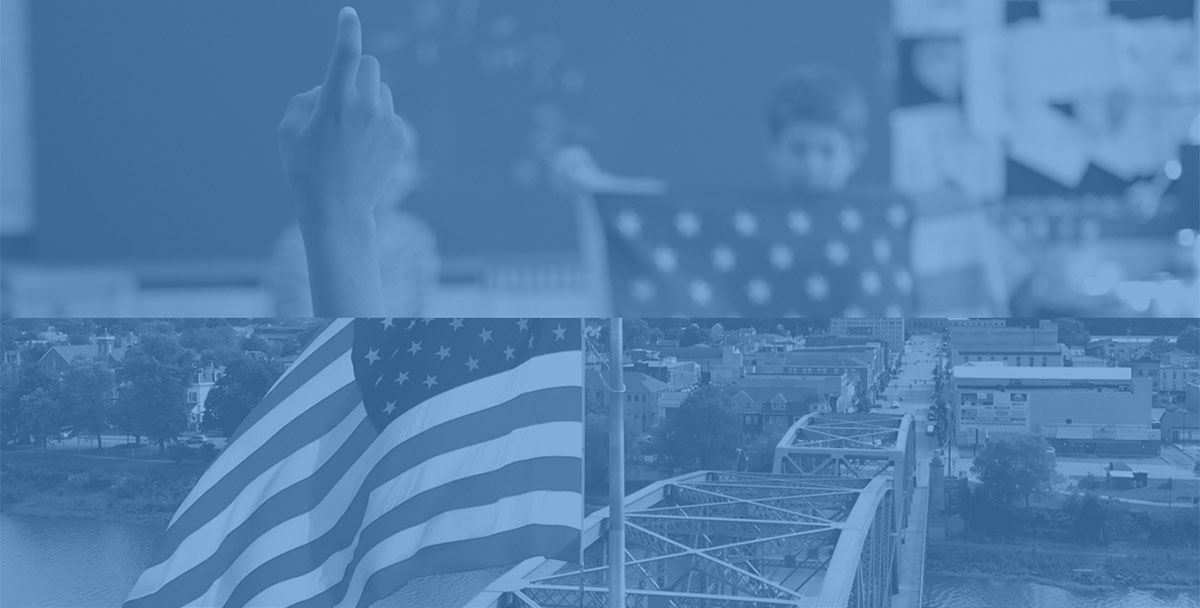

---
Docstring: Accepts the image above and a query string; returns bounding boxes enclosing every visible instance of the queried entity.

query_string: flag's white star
[383,401,397,416]
[465,356,480,372]
[422,318,434,325]
[806,275,830,301]
[504,346,516,360]
[675,211,701,237]
[631,278,656,303]
[381,318,394,329]
[395,371,409,386]
[688,280,713,306]
[788,209,812,235]
[615,210,642,238]
[407,319,418,330]
[407,341,422,355]
[553,325,567,341]
[872,238,892,264]
[712,245,736,273]
[733,210,758,237]
[840,208,863,233]
[860,270,882,295]
[516,319,529,331]
[364,348,381,365]
[375,376,383,387]
[825,240,849,266]
[747,278,771,304]
[450,318,465,330]
[435,346,451,360]
[422,375,438,389]
[652,246,678,273]
[528,335,536,349]
[768,244,793,270]
[479,328,493,343]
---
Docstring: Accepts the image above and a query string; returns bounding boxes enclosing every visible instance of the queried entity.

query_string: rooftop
[952,365,1131,381]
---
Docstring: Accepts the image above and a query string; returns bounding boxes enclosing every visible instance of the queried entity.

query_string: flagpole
[607,318,626,608]
[579,319,587,608]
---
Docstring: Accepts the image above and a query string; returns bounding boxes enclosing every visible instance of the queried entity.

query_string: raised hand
[277,7,402,318]
[278,6,413,229]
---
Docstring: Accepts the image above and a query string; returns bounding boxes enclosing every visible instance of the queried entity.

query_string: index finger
[322,7,363,100]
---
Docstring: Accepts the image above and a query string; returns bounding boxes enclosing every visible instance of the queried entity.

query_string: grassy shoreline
[1,451,204,525]
[926,539,1200,590]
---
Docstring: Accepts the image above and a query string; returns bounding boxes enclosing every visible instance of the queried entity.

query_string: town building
[586,369,670,435]
[951,365,1156,456]
[1160,410,1200,443]
[38,331,126,372]
[724,386,825,442]
[830,317,905,353]
[948,320,1064,367]
[1068,355,1107,368]
[187,364,223,431]
[907,318,949,334]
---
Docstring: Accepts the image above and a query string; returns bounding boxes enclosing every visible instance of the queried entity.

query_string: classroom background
[1,0,1197,317]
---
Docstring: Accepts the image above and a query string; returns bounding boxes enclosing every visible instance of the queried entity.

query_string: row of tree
[1,328,285,454]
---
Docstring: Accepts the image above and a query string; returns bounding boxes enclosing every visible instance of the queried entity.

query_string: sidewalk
[894,482,930,608]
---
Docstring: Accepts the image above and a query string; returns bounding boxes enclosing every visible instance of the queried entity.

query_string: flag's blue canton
[597,190,918,317]
[351,319,580,431]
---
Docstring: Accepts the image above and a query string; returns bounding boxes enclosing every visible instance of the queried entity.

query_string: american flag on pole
[596,188,1005,317]
[125,318,583,608]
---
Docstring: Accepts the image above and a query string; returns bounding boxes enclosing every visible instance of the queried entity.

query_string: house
[1160,410,1200,443]
[187,364,224,431]
[586,369,670,435]
[38,332,126,373]
[724,386,824,441]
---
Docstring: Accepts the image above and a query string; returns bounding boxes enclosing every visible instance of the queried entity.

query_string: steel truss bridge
[470,414,916,608]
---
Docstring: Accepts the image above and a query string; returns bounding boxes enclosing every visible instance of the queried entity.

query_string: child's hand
[550,145,667,198]
[278,7,413,230]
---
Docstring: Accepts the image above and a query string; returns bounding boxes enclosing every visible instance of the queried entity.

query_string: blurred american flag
[596,188,1004,317]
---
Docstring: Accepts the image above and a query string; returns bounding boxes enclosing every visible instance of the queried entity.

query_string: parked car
[926,424,936,436]
[890,401,901,409]
[183,435,211,448]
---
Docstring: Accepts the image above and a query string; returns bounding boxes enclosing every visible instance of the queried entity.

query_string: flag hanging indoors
[596,188,1002,317]
[125,318,584,608]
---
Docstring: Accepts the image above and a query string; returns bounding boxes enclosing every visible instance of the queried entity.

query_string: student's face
[767,122,864,194]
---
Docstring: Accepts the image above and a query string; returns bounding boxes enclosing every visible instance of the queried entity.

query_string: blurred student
[557,67,877,314]
[276,7,432,317]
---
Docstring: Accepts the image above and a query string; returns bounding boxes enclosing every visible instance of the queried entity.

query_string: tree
[648,386,740,472]
[0,361,60,446]
[1193,460,1200,478]
[1064,492,1108,543]
[19,388,68,448]
[181,324,241,365]
[744,421,791,472]
[623,318,653,350]
[971,434,1057,509]
[678,324,710,347]
[1175,326,1200,355]
[116,333,198,453]
[1055,318,1091,347]
[1147,337,1174,356]
[59,359,116,449]
[239,334,277,357]
[201,355,281,436]
[853,380,872,413]
[1159,478,1175,506]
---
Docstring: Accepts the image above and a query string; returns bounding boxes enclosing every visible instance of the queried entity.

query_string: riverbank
[0,451,204,524]
[926,539,1200,590]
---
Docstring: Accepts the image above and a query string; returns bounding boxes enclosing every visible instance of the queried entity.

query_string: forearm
[573,195,613,317]
[299,213,385,318]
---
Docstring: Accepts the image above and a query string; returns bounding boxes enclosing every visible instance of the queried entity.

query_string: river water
[2,514,1197,608]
